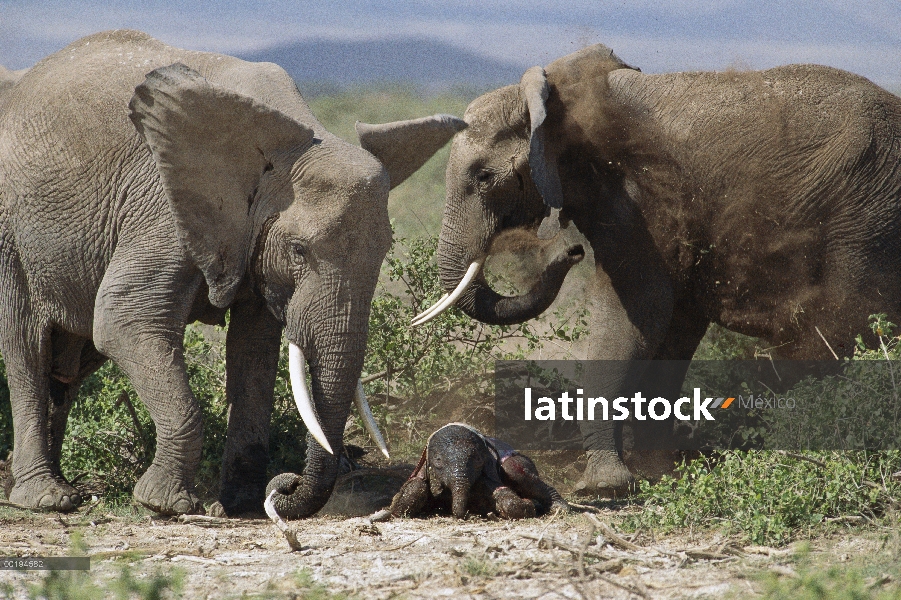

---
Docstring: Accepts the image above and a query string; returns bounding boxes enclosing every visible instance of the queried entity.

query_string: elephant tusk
[411,293,449,323]
[288,343,334,455]
[411,258,485,327]
[354,380,390,459]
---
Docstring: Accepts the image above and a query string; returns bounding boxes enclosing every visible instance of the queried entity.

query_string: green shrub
[0,353,10,461]
[363,235,587,403]
[625,450,901,545]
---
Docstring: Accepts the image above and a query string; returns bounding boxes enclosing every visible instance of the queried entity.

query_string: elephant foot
[9,474,82,512]
[624,449,678,484]
[133,464,202,516]
[573,450,635,497]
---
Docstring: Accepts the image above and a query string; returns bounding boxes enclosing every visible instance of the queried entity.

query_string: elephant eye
[291,243,307,261]
[475,169,493,183]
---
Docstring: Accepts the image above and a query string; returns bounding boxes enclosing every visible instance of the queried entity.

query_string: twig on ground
[595,572,650,599]
[577,514,598,579]
[584,514,642,552]
[365,509,392,523]
[264,490,302,551]
[177,514,230,527]
[383,535,426,552]
[585,514,684,560]
[519,532,615,562]
[826,515,866,523]
[566,501,604,514]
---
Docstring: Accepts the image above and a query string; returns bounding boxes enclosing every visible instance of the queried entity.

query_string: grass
[11,531,185,600]
[751,542,901,600]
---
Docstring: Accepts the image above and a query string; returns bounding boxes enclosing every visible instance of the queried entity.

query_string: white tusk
[411,258,484,327]
[354,380,390,459]
[412,293,449,322]
[288,343,334,455]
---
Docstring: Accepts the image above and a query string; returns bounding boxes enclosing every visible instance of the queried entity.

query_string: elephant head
[423,424,495,518]
[416,45,639,326]
[129,64,464,518]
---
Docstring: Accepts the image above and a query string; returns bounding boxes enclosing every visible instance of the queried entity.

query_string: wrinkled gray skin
[0,30,462,517]
[436,44,901,494]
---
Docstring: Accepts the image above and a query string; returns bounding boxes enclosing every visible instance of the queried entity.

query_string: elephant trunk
[450,477,471,519]
[436,236,585,326]
[268,304,371,519]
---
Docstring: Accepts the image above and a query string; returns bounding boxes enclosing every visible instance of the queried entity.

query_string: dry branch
[264,490,302,551]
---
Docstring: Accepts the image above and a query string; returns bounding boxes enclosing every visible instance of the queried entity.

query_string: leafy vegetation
[624,450,901,545]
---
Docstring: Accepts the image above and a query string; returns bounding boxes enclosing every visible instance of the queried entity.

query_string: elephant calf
[389,423,569,519]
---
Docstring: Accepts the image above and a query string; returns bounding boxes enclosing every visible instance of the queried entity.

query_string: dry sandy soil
[1,501,899,599]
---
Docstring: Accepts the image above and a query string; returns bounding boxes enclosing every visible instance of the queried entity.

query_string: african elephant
[415,44,901,494]
[388,423,568,519]
[0,30,463,517]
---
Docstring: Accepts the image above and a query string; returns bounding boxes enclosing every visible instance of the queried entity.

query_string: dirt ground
[2,502,899,600]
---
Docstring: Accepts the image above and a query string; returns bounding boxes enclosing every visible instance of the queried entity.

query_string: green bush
[363,235,587,403]
[0,353,10,461]
[625,450,901,545]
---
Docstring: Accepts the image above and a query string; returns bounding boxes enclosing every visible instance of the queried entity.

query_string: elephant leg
[93,250,204,516]
[389,477,431,517]
[219,296,282,516]
[627,305,709,481]
[576,258,674,496]
[4,335,83,510]
[500,454,568,515]
[1,243,81,511]
[482,478,536,519]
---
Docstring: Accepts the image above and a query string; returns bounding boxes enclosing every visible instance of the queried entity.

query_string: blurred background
[2,1,900,89]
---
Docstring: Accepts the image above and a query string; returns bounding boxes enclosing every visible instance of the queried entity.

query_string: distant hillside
[239,38,524,92]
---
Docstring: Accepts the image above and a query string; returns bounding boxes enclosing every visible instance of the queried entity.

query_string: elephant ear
[129,63,314,307]
[521,66,565,240]
[355,114,467,189]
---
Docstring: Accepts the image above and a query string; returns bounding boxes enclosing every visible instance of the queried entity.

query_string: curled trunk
[266,346,362,519]
[450,244,585,325]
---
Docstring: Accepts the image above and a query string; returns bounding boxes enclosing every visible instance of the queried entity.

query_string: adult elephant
[0,30,463,517]
[414,43,901,494]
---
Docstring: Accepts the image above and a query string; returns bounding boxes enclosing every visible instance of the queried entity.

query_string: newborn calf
[390,423,569,519]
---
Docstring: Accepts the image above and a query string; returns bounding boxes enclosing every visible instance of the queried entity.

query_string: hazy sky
[2,1,900,88]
